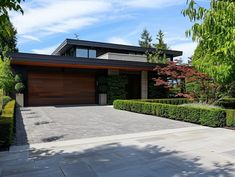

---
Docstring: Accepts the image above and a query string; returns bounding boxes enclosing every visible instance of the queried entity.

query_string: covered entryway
[28,72,96,106]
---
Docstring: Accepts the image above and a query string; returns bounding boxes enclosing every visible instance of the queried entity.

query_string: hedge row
[217,98,235,109]
[113,100,226,127]
[226,109,235,127]
[139,98,193,105]
[0,100,16,149]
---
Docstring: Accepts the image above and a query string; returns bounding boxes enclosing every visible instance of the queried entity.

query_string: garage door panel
[28,72,95,106]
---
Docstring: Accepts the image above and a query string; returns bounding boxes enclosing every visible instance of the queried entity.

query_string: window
[76,48,96,58]
[76,48,88,58]
[89,49,96,58]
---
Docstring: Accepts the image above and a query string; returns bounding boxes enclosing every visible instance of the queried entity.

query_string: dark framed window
[76,48,88,58]
[89,49,96,58]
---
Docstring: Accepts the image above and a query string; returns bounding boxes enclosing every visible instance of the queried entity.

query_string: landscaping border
[0,100,16,149]
[113,100,226,127]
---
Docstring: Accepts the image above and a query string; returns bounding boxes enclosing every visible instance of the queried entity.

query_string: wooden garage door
[28,72,96,106]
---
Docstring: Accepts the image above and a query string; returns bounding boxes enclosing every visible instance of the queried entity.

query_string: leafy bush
[2,96,12,107]
[0,100,15,149]
[107,75,128,105]
[225,109,235,127]
[217,98,235,109]
[113,100,226,127]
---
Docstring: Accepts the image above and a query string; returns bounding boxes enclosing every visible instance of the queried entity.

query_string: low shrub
[0,100,16,149]
[139,98,193,105]
[2,96,12,107]
[225,109,235,127]
[113,100,226,127]
[217,98,235,109]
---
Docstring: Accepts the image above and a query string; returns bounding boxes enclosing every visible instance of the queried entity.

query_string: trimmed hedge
[225,109,235,127]
[0,100,16,149]
[139,98,193,105]
[217,98,235,109]
[113,100,226,127]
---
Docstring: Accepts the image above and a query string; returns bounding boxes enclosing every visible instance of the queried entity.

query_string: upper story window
[76,48,97,58]
[89,49,96,58]
[76,48,88,58]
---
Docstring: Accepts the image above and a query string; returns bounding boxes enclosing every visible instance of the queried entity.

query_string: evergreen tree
[150,30,169,64]
[139,28,152,48]
[154,30,168,50]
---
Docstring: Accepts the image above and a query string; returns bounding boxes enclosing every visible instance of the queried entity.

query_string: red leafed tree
[153,61,220,103]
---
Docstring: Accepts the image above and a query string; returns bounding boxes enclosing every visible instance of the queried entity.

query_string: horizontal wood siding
[28,72,95,106]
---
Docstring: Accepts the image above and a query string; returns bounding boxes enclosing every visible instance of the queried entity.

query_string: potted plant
[15,75,25,107]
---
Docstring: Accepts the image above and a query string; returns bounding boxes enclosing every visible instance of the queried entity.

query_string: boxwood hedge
[0,100,16,149]
[113,100,226,127]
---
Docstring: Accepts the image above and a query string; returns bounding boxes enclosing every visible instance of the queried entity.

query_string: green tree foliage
[0,0,23,53]
[139,28,152,49]
[139,29,169,63]
[182,0,235,84]
[154,30,168,50]
[0,18,18,55]
[0,57,15,94]
[139,29,153,62]
[150,30,169,63]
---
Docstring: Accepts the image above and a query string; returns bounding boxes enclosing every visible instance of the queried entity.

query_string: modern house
[11,39,183,106]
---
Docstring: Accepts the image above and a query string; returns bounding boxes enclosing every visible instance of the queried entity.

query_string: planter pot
[99,93,107,105]
[16,93,24,107]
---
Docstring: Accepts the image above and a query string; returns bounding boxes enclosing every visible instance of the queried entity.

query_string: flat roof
[11,52,158,71]
[52,39,183,57]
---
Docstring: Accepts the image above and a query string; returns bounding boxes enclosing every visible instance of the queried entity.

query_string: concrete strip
[10,126,208,152]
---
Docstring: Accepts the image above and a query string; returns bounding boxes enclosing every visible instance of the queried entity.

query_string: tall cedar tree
[150,30,169,63]
[139,29,152,62]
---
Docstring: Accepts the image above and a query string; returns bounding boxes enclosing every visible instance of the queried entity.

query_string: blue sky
[10,0,209,62]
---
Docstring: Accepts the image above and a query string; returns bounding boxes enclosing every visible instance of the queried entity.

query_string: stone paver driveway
[15,105,197,145]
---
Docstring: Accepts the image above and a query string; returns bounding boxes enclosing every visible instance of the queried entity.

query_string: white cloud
[120,0,183,8]
[107,37,132,45]
[32,44,59,54]
[171,42,198,63]
[10,0,112,39]
[21,35,41,42]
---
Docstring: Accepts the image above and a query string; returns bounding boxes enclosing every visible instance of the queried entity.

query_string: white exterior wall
[98,53,147,63]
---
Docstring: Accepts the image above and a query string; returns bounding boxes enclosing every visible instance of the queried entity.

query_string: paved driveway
[15,105,197,145]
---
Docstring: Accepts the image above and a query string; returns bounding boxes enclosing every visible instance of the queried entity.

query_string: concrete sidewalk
[1,126,235,177]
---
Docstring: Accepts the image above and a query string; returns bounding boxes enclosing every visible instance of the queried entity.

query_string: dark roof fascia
[11,52,158,70]
[52,39,183,57]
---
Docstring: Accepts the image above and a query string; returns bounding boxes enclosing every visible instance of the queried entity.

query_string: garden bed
[0,94,16,150]
[113,99,233,127]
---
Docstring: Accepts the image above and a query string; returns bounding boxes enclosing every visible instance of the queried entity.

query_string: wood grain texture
[28,72,95,106]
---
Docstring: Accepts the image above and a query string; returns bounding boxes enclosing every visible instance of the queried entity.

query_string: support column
[141,71,148,99]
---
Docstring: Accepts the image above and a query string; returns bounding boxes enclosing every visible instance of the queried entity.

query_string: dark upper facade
[52,39,183,61]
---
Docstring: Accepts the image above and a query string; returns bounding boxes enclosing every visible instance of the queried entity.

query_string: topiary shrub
[15,82,25,93]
